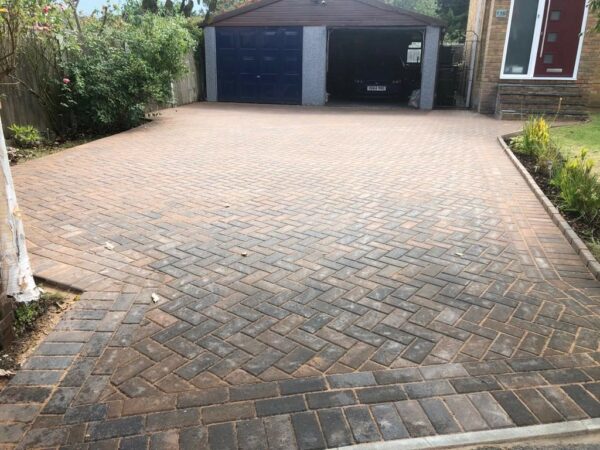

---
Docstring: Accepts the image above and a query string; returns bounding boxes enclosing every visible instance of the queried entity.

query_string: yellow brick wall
[578,14,600,108]
[469,0,600,114]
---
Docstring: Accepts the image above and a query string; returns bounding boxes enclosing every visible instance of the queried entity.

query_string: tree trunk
[0,113,40,304]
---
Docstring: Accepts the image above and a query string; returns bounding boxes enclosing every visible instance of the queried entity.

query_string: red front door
[534,0,586,78]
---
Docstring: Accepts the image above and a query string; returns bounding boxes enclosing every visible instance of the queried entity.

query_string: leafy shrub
[60,14,195,134]
[520,116,550,157]
[552,149,600,222]
[7,124,42,148]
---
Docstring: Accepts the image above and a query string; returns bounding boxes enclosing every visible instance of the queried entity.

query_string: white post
[0,114,40,303]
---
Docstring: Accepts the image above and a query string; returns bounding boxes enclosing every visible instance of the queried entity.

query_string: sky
[78,0,121,13]
[77,0,202,14]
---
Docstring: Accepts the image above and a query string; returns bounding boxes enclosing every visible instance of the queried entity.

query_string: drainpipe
[466,0,485,109]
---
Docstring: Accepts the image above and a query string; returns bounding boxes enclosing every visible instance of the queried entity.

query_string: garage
[327,28,424,104]
[205,0,444,109]
[216,27,303,104]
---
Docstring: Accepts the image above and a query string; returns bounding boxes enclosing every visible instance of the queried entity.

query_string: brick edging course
[498,135,600,281]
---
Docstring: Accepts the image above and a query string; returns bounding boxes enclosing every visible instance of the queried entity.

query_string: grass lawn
[552,114,600,174]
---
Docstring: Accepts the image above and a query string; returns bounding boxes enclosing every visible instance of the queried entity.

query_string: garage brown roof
[207,0,445,27]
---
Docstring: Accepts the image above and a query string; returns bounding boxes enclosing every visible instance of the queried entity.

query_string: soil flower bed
[506,135,600,265]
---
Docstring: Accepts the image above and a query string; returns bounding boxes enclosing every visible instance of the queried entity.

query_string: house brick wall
[469,0,600,114]
[578,14,600,107]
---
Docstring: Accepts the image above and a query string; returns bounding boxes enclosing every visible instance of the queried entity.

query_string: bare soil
[0,286,80,389]
[512,147,600,262]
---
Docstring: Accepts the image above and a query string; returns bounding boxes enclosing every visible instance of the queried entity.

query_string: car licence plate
[367,85,387,92]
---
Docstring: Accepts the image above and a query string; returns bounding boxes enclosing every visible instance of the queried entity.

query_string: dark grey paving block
[373,368,422,385]
[279,377,326,395]
[291,412,326,450]
[356,385,407,404]
[264,415,297,450]
[451,375,502,393]
[405,380,454,399]
[256,395,306,416]
[563,385,600,417]
[371,404,409,440]
[541,368,592,385]
[64,404,108,424]
[88,417,145,441]
[419,398,462,434]
[508,358,553,372]
[344,406,381,443]
[42,387,78,414]
[237,418,268,450]
[444,396,488,431]
[208,423,236,450]
[317,408,353,447]
[179,426,207,450]
[328,372,377,389]
[307,390,356,409]
[230,382,278,402]
[468,392,514,428]
[119,435,149,450]
[395,400,436,437]
[492,391,539,426]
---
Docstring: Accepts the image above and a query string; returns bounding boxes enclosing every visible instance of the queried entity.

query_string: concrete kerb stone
[498,134,600,281]
[337,417,600,450]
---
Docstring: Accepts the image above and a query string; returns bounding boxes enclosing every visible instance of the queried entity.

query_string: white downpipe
[466,0,485,108]
[0,113,40,303]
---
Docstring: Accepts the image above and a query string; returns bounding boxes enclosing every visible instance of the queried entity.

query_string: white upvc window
[500,0,589,80]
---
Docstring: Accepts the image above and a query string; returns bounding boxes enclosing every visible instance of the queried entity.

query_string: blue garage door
[216,27,303,105]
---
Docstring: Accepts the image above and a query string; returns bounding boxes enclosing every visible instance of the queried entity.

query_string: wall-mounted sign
[496,9,508,18]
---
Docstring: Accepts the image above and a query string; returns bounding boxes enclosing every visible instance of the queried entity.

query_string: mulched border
[498,134,600,281]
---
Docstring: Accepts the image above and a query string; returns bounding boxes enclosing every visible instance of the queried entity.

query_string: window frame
[499,0,589,81]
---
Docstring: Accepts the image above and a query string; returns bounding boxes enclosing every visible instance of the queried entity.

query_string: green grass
[552,114,600,174]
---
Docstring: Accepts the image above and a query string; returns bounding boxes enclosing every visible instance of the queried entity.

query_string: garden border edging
[498,134,600,281]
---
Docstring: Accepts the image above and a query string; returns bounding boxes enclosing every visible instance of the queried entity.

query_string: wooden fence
[0,50,204,134]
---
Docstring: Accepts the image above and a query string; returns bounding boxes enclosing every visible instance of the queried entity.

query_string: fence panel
[1,50,203,134]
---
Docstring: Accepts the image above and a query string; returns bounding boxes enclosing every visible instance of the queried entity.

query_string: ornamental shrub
[60,13,195,134]
[552,149,600,223]
[521,116,550,157]
[7,124,42,148]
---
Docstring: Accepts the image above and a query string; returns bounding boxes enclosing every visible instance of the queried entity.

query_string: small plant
[552,149,600,223]
[12,292,64,337]
[521,116,550,157]
[7,124,42,148]
[537,139,563,177]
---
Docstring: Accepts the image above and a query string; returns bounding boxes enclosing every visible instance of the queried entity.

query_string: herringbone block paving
[3,104,600,448]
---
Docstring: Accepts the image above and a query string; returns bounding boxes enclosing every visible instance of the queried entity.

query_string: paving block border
[498,134,600,281]
[339,417,600,450]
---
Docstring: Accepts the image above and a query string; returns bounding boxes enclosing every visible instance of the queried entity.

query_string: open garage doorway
[327,28,424,105]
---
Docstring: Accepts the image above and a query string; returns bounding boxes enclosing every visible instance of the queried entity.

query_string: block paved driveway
[3,103,600,449]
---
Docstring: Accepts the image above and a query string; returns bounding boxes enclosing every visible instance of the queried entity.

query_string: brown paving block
[9,105,600,448]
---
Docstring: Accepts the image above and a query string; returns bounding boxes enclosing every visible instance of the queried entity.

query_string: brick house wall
[467,0,600,115]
